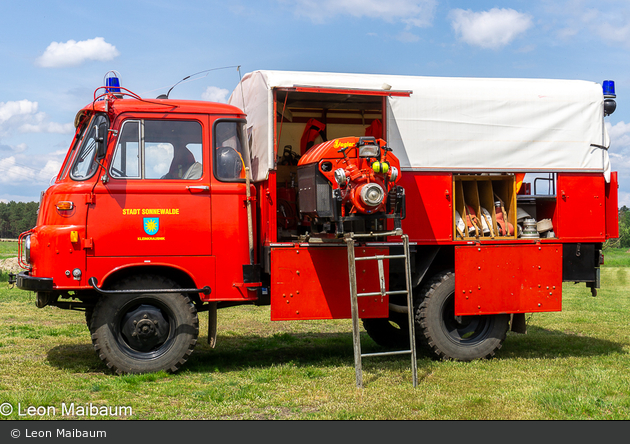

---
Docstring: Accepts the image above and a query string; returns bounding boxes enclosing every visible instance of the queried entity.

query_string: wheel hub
[121,304,170,352]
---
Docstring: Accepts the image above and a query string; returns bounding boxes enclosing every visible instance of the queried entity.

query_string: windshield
[58,116,90,181]
[70,114,108,181]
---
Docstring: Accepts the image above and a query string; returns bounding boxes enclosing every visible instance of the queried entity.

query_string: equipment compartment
[453,175,517,240]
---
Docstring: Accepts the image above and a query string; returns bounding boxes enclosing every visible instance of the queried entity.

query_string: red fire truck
[13,71,619,377]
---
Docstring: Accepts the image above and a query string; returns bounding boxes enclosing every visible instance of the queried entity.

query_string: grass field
[0,242,18,282]
[1,244,629,420]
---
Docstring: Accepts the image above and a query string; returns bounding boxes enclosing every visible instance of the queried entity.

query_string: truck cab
[16,87,258,374]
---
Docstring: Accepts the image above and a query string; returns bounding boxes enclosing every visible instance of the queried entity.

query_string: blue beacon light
[603,80,617,116]
[104,71,121,94]
[603,80,616,98]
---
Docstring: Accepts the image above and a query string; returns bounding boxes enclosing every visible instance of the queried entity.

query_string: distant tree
[618,206,630,249]
[0,201,38,239]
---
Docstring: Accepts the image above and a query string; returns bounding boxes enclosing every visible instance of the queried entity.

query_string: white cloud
[0,152,65,185]
[449,8,533,49]
[285,0,436,27]
[0,157,36,184]
[0,100,40,137]
[607,121,630,206]
[545,1,630,47]
[0,100,38,123]
[608,121,630,149]
[396,31,421,43]
[38,160,63,183]
[37,37,120,68]
[0,143,27,154]
[0,100,73,136]
[202,86,229,103]
[19,121,74,134]
[618,191,630,208]
[13,143,27,154]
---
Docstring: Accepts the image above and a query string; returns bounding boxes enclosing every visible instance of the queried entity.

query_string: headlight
[25,235,31,264]
[358,144,380,158]
[360,183,385,207]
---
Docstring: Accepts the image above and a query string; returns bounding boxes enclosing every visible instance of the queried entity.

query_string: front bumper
[15,271,54,292]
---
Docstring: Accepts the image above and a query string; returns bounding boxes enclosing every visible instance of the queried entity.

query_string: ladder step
[355,254,407,261]
[346,232,418,388]
[357,290,409,297]
[361,350,413,358]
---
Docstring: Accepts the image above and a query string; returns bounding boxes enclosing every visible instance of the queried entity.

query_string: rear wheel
[85,308,94,333]
[362,311,410,348]
[416,270,509,361]
[90,275,199,374]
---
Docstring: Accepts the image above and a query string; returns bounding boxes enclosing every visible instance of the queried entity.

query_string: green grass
[1,246,629,420]
[1,267,630,420]
[0,241,19,282]
[603,247,630,267]
[0,241,18,260]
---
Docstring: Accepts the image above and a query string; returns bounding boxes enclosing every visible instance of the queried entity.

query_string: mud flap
[510,313,527,334]
[207,302,217,347]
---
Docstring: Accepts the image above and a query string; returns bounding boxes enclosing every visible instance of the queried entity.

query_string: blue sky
[1,0,629,205]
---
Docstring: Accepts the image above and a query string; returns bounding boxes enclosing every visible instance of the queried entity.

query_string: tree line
[616,206,630,249]
[0,201,38,239]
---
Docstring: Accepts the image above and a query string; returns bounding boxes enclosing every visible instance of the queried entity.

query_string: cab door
[209,118,257,300]
[86,115,214,287]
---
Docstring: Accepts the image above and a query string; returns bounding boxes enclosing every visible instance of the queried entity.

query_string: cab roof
[76,97,245,127]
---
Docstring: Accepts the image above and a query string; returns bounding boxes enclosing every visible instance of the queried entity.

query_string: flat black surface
[562,243,597,282]
[16,271,53,291]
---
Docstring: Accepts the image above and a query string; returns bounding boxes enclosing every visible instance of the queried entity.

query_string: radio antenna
[158,65,240,99]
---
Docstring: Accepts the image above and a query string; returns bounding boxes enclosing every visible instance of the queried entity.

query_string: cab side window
[111,121,140,178]
[111,120,203,180]
[214,120,248,181]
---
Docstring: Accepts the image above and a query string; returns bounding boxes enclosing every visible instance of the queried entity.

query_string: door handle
[186,185,209,191]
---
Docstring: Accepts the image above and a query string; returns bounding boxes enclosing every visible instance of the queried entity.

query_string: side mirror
[96,122,108,159]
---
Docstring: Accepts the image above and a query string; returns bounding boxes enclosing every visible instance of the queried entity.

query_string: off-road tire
[90,275,199,374]
[416,270,509,361]
[85,308,94,333]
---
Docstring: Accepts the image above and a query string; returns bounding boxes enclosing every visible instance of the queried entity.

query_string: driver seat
[182,162,202,180]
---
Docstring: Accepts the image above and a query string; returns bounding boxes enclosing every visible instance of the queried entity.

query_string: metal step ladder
[345,228,418,388]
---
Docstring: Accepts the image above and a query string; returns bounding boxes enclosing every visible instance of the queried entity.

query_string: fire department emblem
[143,218,159,236]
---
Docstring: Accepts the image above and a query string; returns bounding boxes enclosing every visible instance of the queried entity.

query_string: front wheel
[90,275,199,374]
[416,270,509,361]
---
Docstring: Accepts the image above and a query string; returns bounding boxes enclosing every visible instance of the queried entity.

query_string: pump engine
[297,136,405,235]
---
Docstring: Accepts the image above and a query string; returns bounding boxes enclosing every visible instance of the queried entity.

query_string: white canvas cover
[228,70,611,182]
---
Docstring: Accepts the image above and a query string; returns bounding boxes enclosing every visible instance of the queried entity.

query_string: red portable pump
[297,136,405,235]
